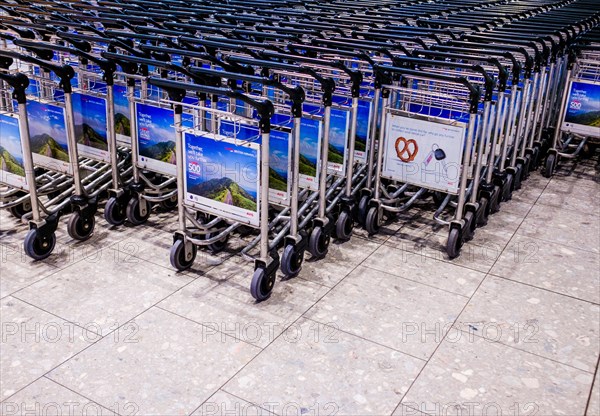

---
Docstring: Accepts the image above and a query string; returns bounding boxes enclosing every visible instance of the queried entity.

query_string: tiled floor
[1,156,599,416]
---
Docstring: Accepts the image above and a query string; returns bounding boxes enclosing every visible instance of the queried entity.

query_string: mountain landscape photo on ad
[73,93,108,151]
[0,114,25,176]
[136,103,177,165]
[186,132,258,213]
[26,100,70,162]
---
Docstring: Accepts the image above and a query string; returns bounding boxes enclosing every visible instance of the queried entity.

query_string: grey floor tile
[401,335,594,416]
[306,265,469,359]
[510,174,551,205]
[536,180,600,216]
[0,377,116,415]
[457,276,600,372]
[588,370,600,416]
[552,162,599,188]
[363,245,486,297]
[0,250,58,299]
[0,297,94,400]
[299,237,381,287]
[192,390,275,416]
[48,307,261,416]
[490,235,600,304]
[14,246,194,335]
[517,204,599,254]
[159,265,329,348]
[225,317,424,416]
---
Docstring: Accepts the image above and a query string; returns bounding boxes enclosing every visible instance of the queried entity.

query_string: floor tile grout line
[215,388,277,415]
[449,326,597,375]
[584,355,600,416]
[0,265,204,407]
[487,272,600,306]
[188,238,388,416]
[153,304,263,350]
[9,294,105,337]
[301,316,427,363]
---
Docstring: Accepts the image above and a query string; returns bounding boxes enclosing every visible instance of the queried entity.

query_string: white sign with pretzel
[382,112,467,194]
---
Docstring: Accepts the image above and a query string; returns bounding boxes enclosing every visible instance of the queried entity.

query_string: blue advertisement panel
[563,80,600,138]
[26,100,71,174]
[72,93,110,162]
[114,84,133,145]
[219,120,292,206]
[135,103,194,176]
[0,113,27,189]
[355,99,372,164]
[184,132,260,227]
[299,117,322,191]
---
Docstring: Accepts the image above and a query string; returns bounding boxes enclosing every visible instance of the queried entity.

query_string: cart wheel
[206,232,229,254]
[9,200,31,219]
[522,155,531,179]
[490,186,501,214]
[250,267,276,302]
[503,174,513,202]
[104,197,126,226]
[446,227,463,259]
[335,211,353,241]
[364,206,380,236]
[432,191,446,206]
[531,146,541,168]
[24,228,56,260]
[513,164,523,191]
[67,212,95,241]
[543,154,556,178]
[126,197,151,225]
[308,226,330,259]
[281,244,303,277]
[463,211,475,242]
[357,195,369,225]
[476,197,489,227]
[170,239,197,271]
[159,195,178,211]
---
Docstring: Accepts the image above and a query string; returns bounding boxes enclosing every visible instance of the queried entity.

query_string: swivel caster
[476,197,489,227]
[446,226,463,259]
[544,153,556,178]
[463,210,476,242]
[9,195,31,219]
[67,211,95,241]
[250,267,276,302]
[309,226,330,259]
[364,206,380,236]
[159,195,178,210]
[335,211,353,241]
[206,232,229,254]
[170,239,197,271]
[357,194,370,225]
[24,228,56,260]
[104,197,127,226]
[126,197,151,225]
[281,243,304,278]
[490,186,501,214]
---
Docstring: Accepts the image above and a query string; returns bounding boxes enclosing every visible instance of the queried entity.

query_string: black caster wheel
[23,228,56,260]
[281,244,304,277]
[503,173,513,202]
[364,206,380,235]
[446,227,463,259]
[531,147,541,168]
[308,226,330,259]
[170,239,197,271]
[513,164,523,191]
[206,233,229,254]
[9,198,31,219]
[159,195,178,211]
[357,195,369,225]
[543,154,556,178]
[490,186,501,214]
[126,197,151,225]
[250,267,276,302]
[104,197,126,226]
[335,211,353,241]
[463,210,475,242]
[522,156,531,179]
[476,197,489,227]
[67,212,95,241]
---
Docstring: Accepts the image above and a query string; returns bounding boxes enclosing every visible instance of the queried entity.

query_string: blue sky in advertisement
[73,93,108,138]
[0,114,24,166]
[27,101,68,151]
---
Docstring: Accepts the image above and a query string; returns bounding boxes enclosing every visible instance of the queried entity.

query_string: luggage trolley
[545,43,600,177]
[142,77,281,301]
[367,65,483,258]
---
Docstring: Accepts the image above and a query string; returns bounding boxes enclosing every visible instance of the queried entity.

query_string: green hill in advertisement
[0,146,25,176]
[328,143,344,164]
[30,133,69,162]
[115,113,131,136]
[269,167,287,192]
[142,141,176,164]
[189,177,257,211]
[75,123,107,149]
[299,154,317,177]
[565,110,600,127]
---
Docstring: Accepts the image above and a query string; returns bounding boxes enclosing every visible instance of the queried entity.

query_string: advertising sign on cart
[219,119,292,206]
[114,84,133,145]
[26,100,72,175]
[183,131,261,227]
[299,116,322,191]
[562,80,600,138]
[0,113,28,189]
[382,112,466,194]
[135,103,194,176]
[72,93,110,162]
[354,99,372,164]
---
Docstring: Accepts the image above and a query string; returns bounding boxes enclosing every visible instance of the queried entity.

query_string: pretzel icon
[394,137,419,162]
